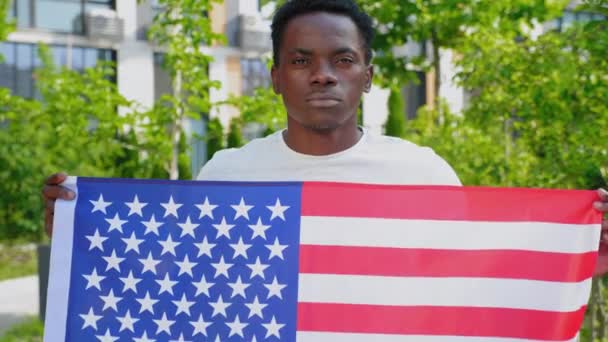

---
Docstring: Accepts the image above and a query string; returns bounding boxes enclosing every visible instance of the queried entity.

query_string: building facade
[2,1,596,174]
[1,0,272,176]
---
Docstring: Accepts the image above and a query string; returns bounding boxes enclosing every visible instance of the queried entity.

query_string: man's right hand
[42,172,75,237]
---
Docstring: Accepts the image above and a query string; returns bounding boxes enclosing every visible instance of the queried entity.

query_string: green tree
[146,0,224,180]
[224,87,287,136]
[226,118,244,148]
[358,0,567,104]
[0,46,141,240]
[206,117,224,160]
[384,87,406,137]
[0,0,13,45]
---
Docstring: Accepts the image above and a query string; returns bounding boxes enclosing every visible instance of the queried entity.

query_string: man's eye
[292,58,308,65]
[338,57,354,64]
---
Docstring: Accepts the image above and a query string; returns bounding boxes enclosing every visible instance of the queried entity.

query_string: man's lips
[306,95,341,107]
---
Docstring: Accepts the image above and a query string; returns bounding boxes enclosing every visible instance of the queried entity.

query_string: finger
[598,188,608,201]
[595,201,608,212]
[44,172,68,186]
[45,199,55,211]
[42,184,75,201]
[45,206,53,237]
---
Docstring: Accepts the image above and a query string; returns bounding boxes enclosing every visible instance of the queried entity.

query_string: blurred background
[0,0,606,340]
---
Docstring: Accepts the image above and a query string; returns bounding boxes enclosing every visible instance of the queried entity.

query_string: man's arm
[42,172,75,237]
[594,188,608,276]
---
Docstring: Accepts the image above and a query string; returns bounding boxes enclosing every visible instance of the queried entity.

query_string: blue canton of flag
[65,178,301,341]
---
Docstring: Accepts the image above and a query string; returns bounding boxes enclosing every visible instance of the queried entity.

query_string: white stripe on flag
[43,176,78,342]
[301,216,599,253]
[298,274,590,313]
[296,332,580,342]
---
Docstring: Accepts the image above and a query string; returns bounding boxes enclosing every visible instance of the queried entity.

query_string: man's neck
[283,118,362,156]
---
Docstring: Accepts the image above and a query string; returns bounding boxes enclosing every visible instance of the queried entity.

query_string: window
[0,42,115,98]
[0,43,16,91]
[11,0,114,33]
[548,10,606,32]
[241,58,270,96]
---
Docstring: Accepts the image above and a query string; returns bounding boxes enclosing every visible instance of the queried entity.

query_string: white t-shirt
[196,129,461,185]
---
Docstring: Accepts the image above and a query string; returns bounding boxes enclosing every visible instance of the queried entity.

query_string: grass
[0,317,43,342]
[0,244,38,281]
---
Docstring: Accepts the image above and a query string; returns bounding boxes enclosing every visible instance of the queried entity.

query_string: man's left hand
[594,188,608,276]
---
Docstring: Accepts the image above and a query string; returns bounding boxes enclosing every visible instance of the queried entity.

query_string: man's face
[271,12,373,131]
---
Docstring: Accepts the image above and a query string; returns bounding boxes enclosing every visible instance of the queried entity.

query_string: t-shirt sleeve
[429,150,462,186]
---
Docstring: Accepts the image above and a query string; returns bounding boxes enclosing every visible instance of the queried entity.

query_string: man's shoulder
[365,132,437,158]
[214,131,280,160]
[196,131,281,180]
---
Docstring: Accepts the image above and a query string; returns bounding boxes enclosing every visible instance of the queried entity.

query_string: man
[43,0,608,272]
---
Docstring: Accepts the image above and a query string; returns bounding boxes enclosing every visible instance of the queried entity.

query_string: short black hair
[271,0,375,66]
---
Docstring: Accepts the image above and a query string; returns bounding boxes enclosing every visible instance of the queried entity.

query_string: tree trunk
[431,29,441,119]
[169,70,183,180]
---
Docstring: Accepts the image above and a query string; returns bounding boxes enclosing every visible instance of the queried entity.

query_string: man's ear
[364,64,374,93]
[271,65,280,94]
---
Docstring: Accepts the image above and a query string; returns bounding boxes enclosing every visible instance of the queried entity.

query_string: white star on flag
[196,196,217,219]
[176,255,197,277]
[141,214,163,236]
[133,331,155,342]
[192,275,214,297]
[228,275,250,299]
[265,276,286,300]
[85,228,107,252]
[83,268,105,290]
[125,195,147,217]
[266,237,288,260]
[177,216,198,238]
[249,217,271,240]
[172,294,195,316]
[161,195,182,218]
[267,198,289,221]
[139,252,160,275]
[90,194,111,214]
[194,236,215,258]
[102,249,124,272]
[229,237,252,259]
[247,256,269,279]
[158,234,181,256]
[212,217,235,239]
[190,314,211,336]
[105,213,127,233]
[170,333,191,342]
[95,329,118,342]
[116,310,138,332]
[156,273,178,295]
[245,296,267,319]
[100,289,122,312]
[121,232,144,254]
[79,307,102,330]
[119,271,141,294]
[153,313,175,335]
[209,295,231,318]
[262,316,285,339]
[136,291,158,314]
[211,256,233,279]
[226,315,248,338]
[231,197,253,220]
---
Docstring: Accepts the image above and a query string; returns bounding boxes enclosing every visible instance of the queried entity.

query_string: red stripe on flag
[297,303,585,340]
[299,245,597,282]
[301,183,601,224]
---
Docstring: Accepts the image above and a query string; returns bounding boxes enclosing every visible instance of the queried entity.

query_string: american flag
[44,177,602,341]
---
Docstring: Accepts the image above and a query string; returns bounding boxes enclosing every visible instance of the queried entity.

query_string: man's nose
[309,61,337,86]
